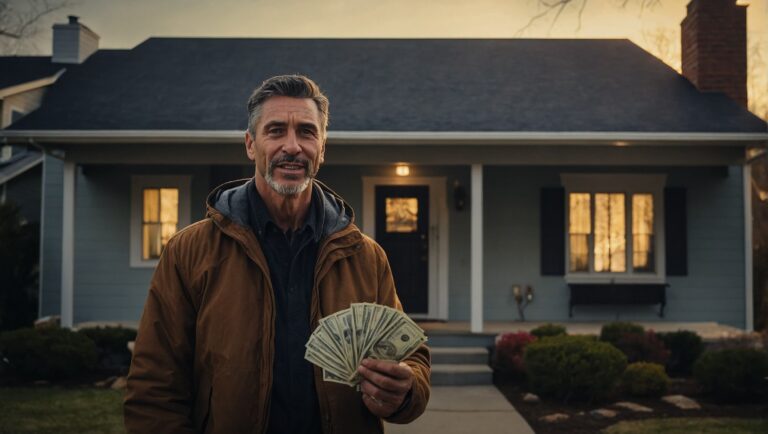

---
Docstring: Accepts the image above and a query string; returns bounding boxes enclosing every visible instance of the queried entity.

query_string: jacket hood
[206,177,354,239]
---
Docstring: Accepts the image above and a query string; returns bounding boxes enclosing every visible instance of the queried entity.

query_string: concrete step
[431,347,489,365]
[431,364,493,386]
[426,333,496,348]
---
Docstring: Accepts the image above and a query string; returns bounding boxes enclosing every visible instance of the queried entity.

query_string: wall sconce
[395,164,410,176]
[453,179,466,211]
[513,284,534,321]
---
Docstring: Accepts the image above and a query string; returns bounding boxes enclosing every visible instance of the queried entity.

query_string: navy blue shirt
[248,183,324,434]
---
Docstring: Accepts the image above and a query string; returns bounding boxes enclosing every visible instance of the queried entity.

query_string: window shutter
[665,187,687,276]
[541,187,565,276]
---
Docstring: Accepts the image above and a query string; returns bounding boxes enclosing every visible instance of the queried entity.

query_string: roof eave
[1,129,766,146]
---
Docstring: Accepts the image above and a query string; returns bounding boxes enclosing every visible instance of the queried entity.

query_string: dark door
[375,185,429,314]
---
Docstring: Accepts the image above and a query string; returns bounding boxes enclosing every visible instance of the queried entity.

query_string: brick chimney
[52,16,99,64]
[681,0,747,107]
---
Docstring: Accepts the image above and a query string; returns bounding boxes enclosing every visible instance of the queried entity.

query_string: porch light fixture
[395,164,410,176]
[613,141,629,147]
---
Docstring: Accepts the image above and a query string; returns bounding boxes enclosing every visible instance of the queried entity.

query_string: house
[0,51,69,225]
[2,0,766,332]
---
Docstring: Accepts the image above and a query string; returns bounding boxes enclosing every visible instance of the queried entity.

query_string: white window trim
[130,175,191,268]
[560,173,667,284]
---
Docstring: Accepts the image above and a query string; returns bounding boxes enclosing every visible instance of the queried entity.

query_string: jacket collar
[205,177,363,255]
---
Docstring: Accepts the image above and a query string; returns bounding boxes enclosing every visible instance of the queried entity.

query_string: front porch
[418,320,746,342]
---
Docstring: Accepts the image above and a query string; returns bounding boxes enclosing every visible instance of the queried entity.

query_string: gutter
[0,129,767,146]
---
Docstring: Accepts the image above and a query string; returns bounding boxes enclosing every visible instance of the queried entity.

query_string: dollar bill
[304,303,427,387]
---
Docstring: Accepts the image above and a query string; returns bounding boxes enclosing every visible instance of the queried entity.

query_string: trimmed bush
[530,323,567,339]
[613,330,670,365]
[694,348,768,403]
[77,326,137,373]
[524,335,627,403]
[493,332,537,376]
[622,362,669,397]
[0,327,97,380]
[599,322,645,347]
[658,330,704,376]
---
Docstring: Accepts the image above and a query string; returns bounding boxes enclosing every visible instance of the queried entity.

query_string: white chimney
[52,16,99,64]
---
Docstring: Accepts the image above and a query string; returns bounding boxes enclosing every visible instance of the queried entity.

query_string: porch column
[61,161,75,328]
[471,164,483,333]
[743,163,753,332]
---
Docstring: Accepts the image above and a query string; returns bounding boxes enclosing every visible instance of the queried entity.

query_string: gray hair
[247,74,330,136]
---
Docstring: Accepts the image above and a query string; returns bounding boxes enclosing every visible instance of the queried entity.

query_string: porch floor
[416,320,746,341]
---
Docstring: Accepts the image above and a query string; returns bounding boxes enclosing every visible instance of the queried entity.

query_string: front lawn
[604,417,768,434]
[0,387,125,434]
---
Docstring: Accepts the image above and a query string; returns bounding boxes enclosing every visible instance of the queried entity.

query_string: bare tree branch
[748,38,768,120]
[0,0,72,53]
[517,0,660,35]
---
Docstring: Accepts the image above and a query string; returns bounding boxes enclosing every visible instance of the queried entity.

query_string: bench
[568,283,668,318]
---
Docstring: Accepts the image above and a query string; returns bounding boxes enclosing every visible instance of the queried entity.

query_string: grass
[0,387,126,434]
[603,417,768,434]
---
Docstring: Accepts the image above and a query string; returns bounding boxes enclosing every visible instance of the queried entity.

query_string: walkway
[385,385,534,434]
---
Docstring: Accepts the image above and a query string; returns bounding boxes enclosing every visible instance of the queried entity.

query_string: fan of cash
[304,302,427,387]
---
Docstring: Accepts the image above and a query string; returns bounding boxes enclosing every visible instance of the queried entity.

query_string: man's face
[245,96,326,195]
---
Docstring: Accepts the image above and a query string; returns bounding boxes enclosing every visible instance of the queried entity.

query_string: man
[124,75,431,433]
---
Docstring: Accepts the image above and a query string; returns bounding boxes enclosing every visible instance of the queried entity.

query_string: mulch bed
[494,372,768,434]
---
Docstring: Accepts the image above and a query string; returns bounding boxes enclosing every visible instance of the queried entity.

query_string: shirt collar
[247,179,323,241]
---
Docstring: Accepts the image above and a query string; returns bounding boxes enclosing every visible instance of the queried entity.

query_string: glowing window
[568,193,590,272]
[594,193,626,272]
[568,192,655,274]
[385,198,418,233]
[142,188,178,260]
[632,194,655,272]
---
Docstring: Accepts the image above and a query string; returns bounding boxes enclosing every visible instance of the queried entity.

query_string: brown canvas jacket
[124,179,431,434]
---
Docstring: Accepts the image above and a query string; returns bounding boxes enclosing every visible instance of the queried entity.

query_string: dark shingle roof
[0,56,64,89]
[8,38,767,132]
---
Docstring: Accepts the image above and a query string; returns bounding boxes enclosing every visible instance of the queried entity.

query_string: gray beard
[264,158,315,196]
[265,171,312,196]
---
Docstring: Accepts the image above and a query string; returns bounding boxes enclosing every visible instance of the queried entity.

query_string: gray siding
[40,162,746,327]
[483,165,746,328]
[72,165,210,323]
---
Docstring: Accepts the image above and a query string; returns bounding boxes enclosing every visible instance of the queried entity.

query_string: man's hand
[357,358,414,418]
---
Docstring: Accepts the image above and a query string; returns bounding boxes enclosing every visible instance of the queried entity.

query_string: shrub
[613,330,670,365]
[658,330,704,376]
[493,332,537,376]
[0,202,39,331]
[622,362,670,397]
[694,348,768,403]
[530,323,567,339]
[77,326,137,373]
[524,335,627,403]
[0,327,97,380]
[599,322,645,347]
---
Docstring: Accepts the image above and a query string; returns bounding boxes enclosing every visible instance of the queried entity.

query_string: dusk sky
[11,0,768,116]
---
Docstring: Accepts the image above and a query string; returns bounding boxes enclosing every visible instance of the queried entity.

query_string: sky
[9,0,768,116]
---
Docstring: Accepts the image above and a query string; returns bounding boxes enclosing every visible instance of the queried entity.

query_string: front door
[375,185,429,314]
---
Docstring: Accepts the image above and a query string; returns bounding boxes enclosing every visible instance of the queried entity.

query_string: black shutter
[665,187,687,276]
[541,187,565,276]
